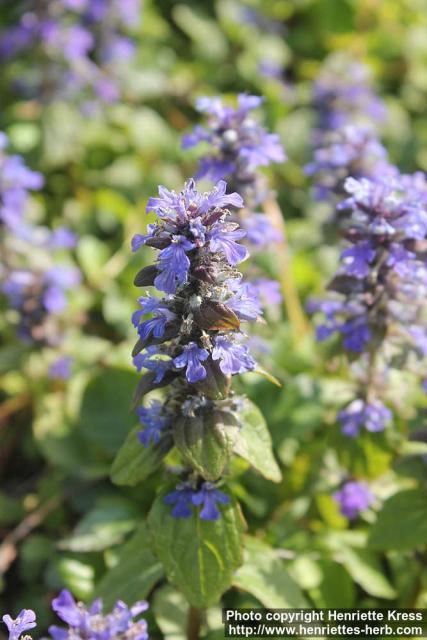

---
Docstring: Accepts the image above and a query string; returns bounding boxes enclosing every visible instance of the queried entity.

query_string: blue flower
[164,483,195,518]
[242,213,283,247]
[338,399,392,437]
[154,235,194,294]
[173,342,209,383]
[334,480,374,520]
[133,348,172,383]
[208,224,248,265]
[253,278,282,306]
[49,589,148,640]
[341,241,376,279]
[225,280,262,321]
[164,482,230,520]
[131,224,157,252]
[137,400,170,447]
[340,317,372,352]
[2,610,37,640]
[49,227,77,249]
[212,336,255,375]
[182,94,285,205]
[48,356,73,380]
[191,482,230,520]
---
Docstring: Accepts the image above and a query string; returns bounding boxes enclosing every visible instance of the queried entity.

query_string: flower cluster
[337,399,392,438]
[0,133,79,374]
[132,179,263,519]
[164,481,230,520]
[182,94,285,214]
[312,53,386,137]
[181,92,286,328]
[333,480,374,520]
[305,124,390,202]
[2,590,149,640]
[0,133,44,231]
[310,173,427,435]
[0,0,141,104]
[307,54,388,204]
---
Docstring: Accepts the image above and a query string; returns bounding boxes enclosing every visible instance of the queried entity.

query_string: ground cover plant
[1,1,427,639]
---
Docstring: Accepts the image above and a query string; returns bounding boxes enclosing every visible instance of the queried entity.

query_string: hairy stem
[187,606,202,640]
[262,197,310,340]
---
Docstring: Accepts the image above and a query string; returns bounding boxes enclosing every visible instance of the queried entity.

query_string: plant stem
[187,606,202,640]
[262,197,310,341]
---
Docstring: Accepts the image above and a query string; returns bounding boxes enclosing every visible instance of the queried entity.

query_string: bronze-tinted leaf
[134,265,158,287]
[192,265,217,284]
[131,326,179,357]
[131,371,175,409]
[195,360,231,400]
[193,300,240,331]
[327,275,363,295]
[145,237,171,249]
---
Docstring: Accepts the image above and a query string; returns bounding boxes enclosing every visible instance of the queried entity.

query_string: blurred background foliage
[1,0,427,637]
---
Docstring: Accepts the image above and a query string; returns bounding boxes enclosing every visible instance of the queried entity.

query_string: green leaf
[369,489,427,551]
[336,547,396,599]
[173,410,239,481]
[153,586,188,640]
[111,428,173,486]
[80,368,140,456]
[57,558,95,600]
[310,560,356,608]
[400,440,427,456]
[233,536,307,607]
[333,429,393,479]
[233,398,282,482]
[148,492,244,608]
[251,366,282,387]
[58,503,137,552]
[95,524,164,609]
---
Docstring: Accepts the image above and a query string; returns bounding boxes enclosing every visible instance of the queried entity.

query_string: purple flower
[164,483,195,518]
[0,0,140,105]
[48,356,73,380]
[49,227,78,249]
[131,179,263,520]
[131,225,157,252]
[173,342,209,383]
[50,589,148,640]
[208,224,248,265]
[334,480,374,520]
[63,25,94,60]
[137,400,170,447]
[51,590,84,628]
[338,399,392,437]
[164,482,230,520]
[155,236,194,294]
[212,336,255,375]
[182,94,285,207]
[254,278,282,306]
[2,610,37,640]
[135,302,176,341]
[226,280,262,321]
[133,348,172,383]
[341,317,372,352]
[43,266,80,313]
[191,482,230,520]
[341,241,376,279]
[242,214,283,247]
